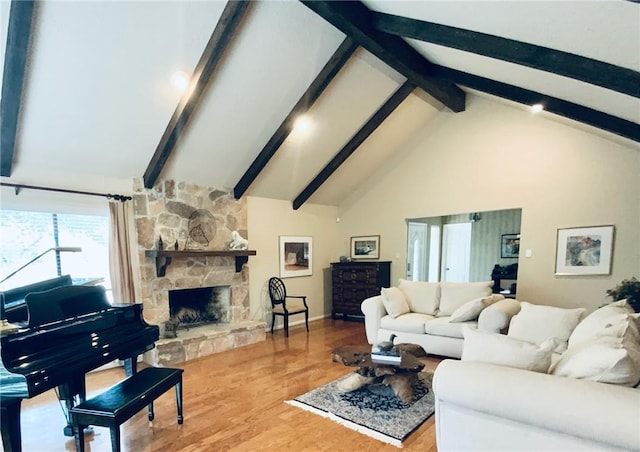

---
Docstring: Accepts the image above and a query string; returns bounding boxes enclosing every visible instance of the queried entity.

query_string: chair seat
[273,299,307,314]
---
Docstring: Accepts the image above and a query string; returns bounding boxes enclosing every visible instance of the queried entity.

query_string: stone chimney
[131,178,264,365]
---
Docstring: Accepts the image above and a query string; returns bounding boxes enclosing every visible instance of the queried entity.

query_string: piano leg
[59,358,137,437]
[0,398,22,452]
[59,377,87,437]
[124,356,137,376]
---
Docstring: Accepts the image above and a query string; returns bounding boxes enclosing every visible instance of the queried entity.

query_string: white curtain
[108,201,136,303]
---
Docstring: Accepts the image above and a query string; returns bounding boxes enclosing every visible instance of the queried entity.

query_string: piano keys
[0,285,159,452]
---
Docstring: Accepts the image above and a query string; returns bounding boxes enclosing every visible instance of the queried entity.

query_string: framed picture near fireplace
[279,236,312,278]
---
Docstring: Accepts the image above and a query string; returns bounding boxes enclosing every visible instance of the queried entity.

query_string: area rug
[286,372,434,447]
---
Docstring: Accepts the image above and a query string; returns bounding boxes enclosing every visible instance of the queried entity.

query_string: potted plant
[606,277,640,312]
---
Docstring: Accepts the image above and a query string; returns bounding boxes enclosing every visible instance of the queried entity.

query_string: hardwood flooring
[16,318,441,451]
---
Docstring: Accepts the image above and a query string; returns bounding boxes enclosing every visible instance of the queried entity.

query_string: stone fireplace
[132,179,265,366]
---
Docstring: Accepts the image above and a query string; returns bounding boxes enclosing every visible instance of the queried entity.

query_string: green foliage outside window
[0,210,110,291]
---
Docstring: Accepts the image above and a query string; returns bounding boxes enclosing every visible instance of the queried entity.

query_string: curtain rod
[0,182,132,202]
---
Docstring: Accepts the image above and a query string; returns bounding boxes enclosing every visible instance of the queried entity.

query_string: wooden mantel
[145,250,257,276]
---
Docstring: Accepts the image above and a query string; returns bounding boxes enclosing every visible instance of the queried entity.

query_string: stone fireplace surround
[132,179,265,366]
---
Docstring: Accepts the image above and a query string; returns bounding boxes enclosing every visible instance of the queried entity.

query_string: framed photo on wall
[501,233,520,258]
[350,235,380,260]
[555,225,614,276]
[279,236,312,278]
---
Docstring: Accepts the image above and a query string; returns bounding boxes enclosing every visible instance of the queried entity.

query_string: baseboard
[269,313,330,331]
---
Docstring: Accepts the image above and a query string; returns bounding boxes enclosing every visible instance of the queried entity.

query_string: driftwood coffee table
[331,344,426,403]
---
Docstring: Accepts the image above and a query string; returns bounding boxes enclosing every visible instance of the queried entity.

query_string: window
[0,210,111,297]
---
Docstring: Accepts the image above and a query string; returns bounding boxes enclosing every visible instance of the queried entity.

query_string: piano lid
[1,275,105,324]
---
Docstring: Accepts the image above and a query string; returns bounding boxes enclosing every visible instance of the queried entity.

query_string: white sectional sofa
[433,360,640,451]
[361,279,521,358]
[433,299,640,451]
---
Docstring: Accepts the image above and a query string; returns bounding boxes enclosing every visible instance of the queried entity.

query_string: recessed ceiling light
[531,103,544,114]
[294,115,311,133]
[172,71,190,92]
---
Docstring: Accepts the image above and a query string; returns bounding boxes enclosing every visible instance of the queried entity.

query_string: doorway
[407,222,428,281]
[441,222,472,282]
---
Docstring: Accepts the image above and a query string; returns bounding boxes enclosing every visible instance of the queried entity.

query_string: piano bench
[69,367,184,452]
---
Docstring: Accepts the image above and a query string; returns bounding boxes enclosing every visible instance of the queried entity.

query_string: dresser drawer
[332,267,377,285]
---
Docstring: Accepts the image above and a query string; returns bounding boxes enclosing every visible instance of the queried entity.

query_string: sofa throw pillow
[568,299,640,349]
[449,294,505,323]
[380,287,410,318]
[449,297,486,323]
[550,336,640,387]
[398,279,440,315]
[462,326,557,373]
[508,302,586,353]
[438,281,493,317]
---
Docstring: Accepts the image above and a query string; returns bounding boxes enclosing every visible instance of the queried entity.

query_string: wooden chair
[268,277,309,337]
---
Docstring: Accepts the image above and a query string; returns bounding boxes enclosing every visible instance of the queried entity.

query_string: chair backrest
[268,277,287,307]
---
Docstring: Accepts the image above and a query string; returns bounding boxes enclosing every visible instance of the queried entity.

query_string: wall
[247,196,340,328]
[337,95,640,312]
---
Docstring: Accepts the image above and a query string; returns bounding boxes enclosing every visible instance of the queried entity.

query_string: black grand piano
[0,284,159,452]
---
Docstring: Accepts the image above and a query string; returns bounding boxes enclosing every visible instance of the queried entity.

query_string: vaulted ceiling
[1,0,638,209]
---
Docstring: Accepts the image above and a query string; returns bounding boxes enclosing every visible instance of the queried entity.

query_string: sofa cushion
[568,299,640,349]
[425,317,476,338]
[398,279,440,315]
[462,326,558,373]
[508,302,586,353]
[550,336,640,386]
[462,326,557,373]
[380,287,410,318]
[449,294,505,323]
[437,281,493,317]
[380,312,434,334]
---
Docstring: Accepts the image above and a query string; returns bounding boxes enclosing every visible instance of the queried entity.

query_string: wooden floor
[16,318,441,451]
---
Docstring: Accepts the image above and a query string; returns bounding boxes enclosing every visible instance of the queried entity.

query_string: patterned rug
[286,372,434,447]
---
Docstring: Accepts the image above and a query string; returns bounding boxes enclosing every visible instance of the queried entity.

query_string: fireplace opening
[164,285,230,338]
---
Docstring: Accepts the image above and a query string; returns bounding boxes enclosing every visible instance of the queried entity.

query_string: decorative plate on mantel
[186,210,216,249]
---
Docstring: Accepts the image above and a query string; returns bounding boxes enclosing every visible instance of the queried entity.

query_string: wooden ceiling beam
[432,65,640,142]
[233,37,359,199]
[1,0,36,177]
[293,81,416,210]
[371,12,640,98]
[300,1,465,112]
[143,1,251,189]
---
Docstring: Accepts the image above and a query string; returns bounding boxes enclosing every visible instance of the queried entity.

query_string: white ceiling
[1,0,638,207]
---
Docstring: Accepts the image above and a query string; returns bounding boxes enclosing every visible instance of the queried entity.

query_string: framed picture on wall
[279,236,312,278]
[501,233,520,258]
[555,225,614,275]
[350,235,380,260]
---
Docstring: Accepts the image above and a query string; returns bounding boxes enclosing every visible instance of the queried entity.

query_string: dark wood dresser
[331,261,391,319]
